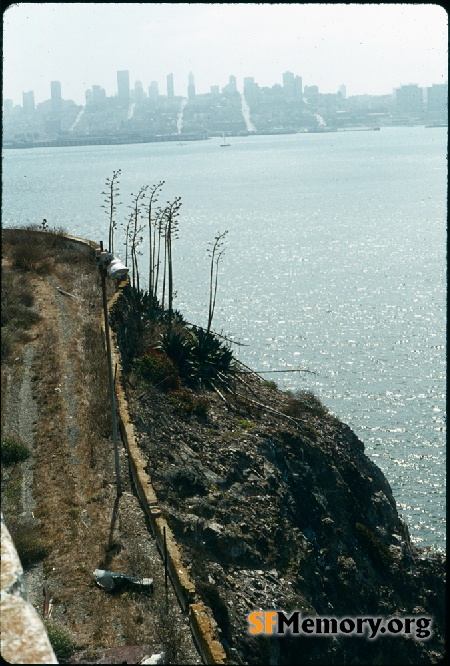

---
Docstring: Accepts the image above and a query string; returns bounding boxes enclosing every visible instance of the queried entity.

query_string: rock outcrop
[1,514,58,664]
[126,375,445,665]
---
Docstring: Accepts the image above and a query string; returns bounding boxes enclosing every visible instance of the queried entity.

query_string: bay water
[2,127,446,550]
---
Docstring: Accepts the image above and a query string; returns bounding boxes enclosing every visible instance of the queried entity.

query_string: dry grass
[1,266,41,360]
[43,619,76,661]
[10,242,53,273]
[1,230,200,661]
[7,519,51,568]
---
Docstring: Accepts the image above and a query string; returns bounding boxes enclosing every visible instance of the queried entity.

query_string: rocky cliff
[124,367,446,665]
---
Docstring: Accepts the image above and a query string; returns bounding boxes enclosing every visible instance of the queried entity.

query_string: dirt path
[1,238,201,664]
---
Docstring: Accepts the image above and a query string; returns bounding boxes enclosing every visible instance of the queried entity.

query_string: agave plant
[188,325,233,388]
[159,329,194,381]
[158,324,234,389]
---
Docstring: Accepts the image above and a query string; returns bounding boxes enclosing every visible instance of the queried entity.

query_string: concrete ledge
[1,514,58,664]
[189,603,228,665]
[112,342,197,612]
[108,285,226,664]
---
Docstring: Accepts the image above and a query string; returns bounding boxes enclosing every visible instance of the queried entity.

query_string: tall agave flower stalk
[101,169,121,254]
[207,231,228,333]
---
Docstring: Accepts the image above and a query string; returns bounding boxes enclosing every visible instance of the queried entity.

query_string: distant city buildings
[51,80,62,117]
[3,69,447,147]
[167,73,174,99]
[148,81,159,100]
[86,84,107,105]
[427,83,447,115]
[22,91,35,116]
[282,71,302,100]
[243,77,259,106]
[117,70,130,104]
[134,81,144,102]
[304,85,319,99]
[93,85,107,103]
[394,84,423,115]
[229,75,237,92]
[188,72,196,100]
[3,99,13,115]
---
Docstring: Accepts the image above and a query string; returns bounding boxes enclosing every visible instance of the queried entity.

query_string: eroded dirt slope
[1,231,200,664]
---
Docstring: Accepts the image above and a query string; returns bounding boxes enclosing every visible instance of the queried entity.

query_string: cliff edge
[120,325,445,664]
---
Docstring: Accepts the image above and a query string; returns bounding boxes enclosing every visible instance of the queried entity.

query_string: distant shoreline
[3,123,447,150]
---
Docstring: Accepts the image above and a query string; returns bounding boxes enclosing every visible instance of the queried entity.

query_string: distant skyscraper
[3,99,13,115]
[22,90,35,115]
[117,70,130,104]
[339,84,347,99]
[283,71,295,98]
[148,81,159,100]
[86,85,106,105]
[243,77,259,106]
[395,84,423,115]
[167,73,174,98]
[304,85,319,99]
[283,71,302,101]
[188,72,196,99]
[427,83,447,115]
[92,85,106,104]
[51,80,62,116]
[221,75,237,95]
[134,80,144,102]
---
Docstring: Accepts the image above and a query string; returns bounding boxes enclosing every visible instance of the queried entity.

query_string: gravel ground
[2,343,44,610]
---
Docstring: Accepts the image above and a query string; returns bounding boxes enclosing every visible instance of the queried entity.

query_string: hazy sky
[2,3,448,106]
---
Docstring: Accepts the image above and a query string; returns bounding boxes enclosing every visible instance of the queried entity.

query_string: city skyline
[8,69,448,112]
[3,3,448,107]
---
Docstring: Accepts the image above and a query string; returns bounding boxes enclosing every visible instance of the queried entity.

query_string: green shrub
[1,437,31,465]
[136,349,180,391]
[44,620,76,661]
[169,388,209,418]
[282,390,328,418]
[237,418,255,431]
[7,304,41,330]
[1,329,14,361]
[8,519,50,567]
[16,284,35,308]
[263,379,278,390]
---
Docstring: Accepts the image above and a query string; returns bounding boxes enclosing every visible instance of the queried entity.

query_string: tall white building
[117,70,130,103]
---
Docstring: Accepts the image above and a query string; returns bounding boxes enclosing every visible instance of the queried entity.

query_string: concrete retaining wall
[107,286,226,665]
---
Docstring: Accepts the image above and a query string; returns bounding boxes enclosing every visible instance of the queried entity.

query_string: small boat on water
[220,132,231,147]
